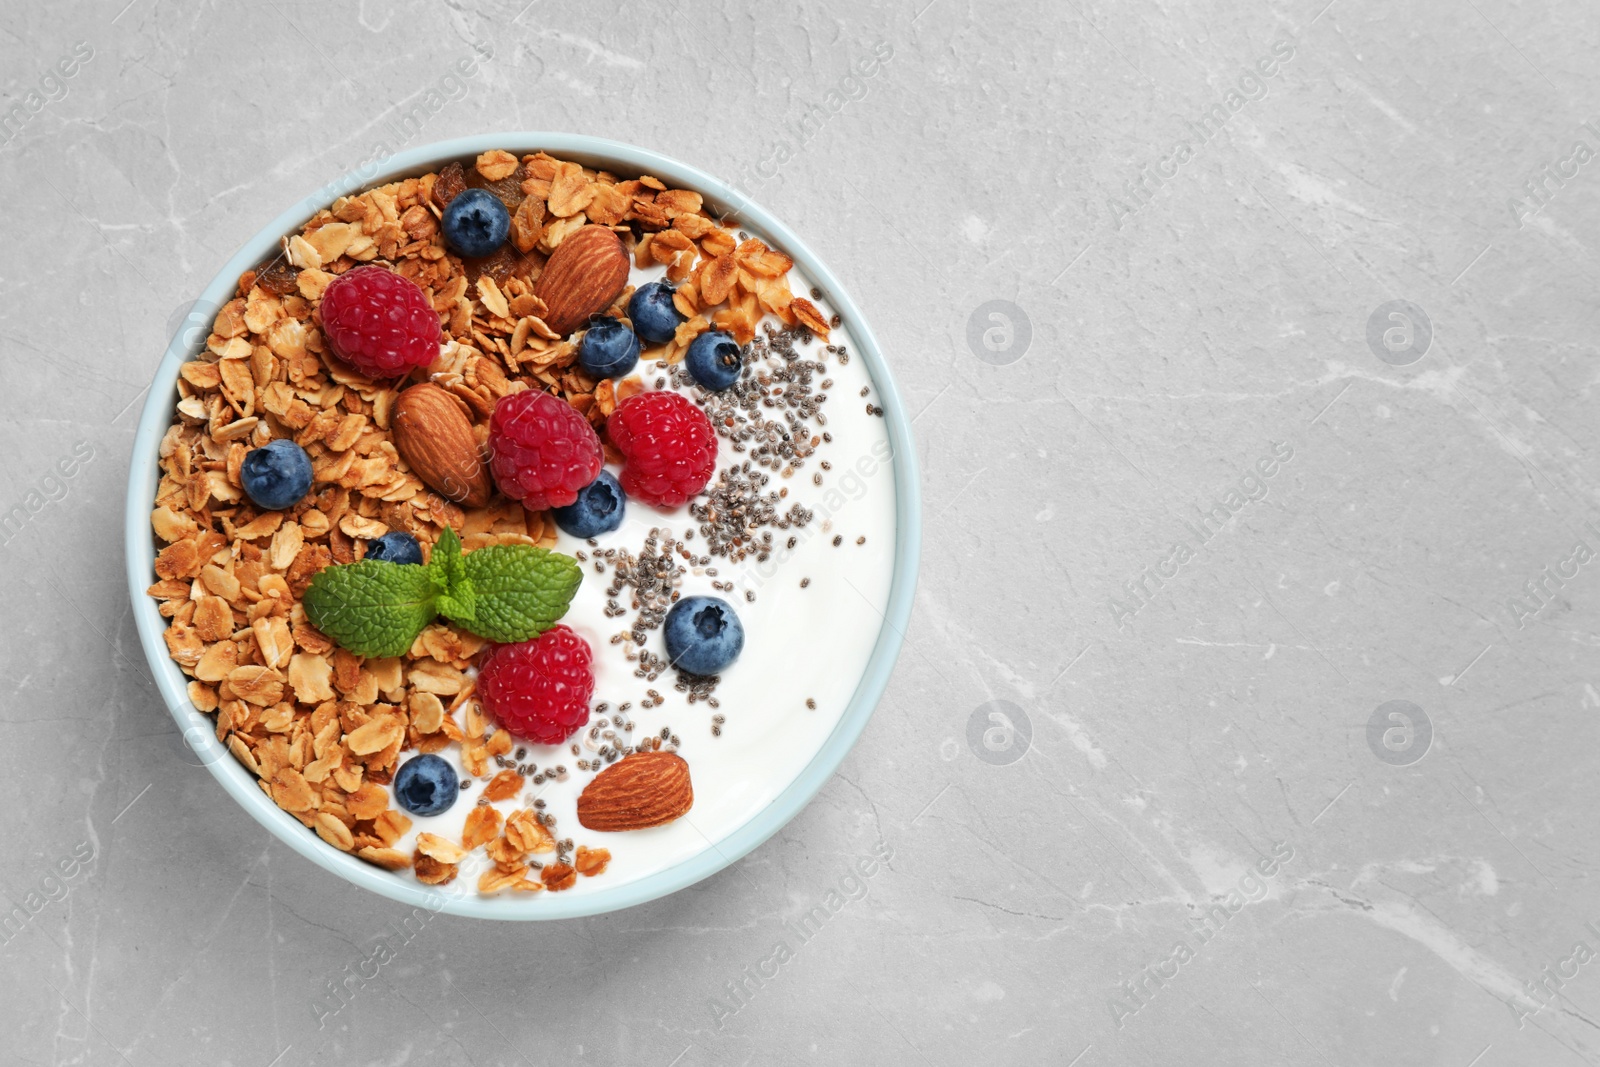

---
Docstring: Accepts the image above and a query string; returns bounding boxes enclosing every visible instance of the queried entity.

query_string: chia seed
[678,672,720,705]
[669,324,829,474]
[604,528,688,642]
[691,463,813,562]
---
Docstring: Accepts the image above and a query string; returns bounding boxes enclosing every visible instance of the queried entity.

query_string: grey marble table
[4,0,1599,1064]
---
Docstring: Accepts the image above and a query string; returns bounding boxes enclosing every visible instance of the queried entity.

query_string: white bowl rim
[125,133,922,920]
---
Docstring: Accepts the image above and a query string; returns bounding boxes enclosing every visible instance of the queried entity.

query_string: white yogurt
[386,261,899,896]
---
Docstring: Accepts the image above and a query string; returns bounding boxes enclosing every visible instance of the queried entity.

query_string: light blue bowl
[125,134,921,919]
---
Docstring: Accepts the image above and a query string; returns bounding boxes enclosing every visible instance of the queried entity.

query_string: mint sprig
[302,557,442,658]
[303,527,581,657]
[460,542,582,643]
[427,526,477,626]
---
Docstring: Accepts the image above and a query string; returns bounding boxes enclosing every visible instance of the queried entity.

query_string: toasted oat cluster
[146,149,829,894]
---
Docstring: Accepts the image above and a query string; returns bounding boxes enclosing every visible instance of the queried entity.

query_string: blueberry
[577,317,641,379]
[685,330,742,390]
[364,531,423,566]
[393,754,459,817]
[627,281,685,344]
[663,595,745,676]
[442,188,510,258]
[552,470,626,539]
[240,439,313,511]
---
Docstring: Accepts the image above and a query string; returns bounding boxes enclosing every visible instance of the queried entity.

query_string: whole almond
[391,382,492,507]
[577,751,694,831]
[533,225,630,337]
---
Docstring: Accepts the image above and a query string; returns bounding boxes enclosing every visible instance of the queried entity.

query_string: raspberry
[607,392,717,508]
[477,626,594,745]
[318,266,441,379]
[488,391,604,511]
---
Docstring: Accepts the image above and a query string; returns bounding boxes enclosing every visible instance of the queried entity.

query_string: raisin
[432,161,467,209]
[255,259,299,296]
[462,244,541,288]
[465,165,526,212]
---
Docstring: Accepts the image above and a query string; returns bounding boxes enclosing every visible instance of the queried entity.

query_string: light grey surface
[3,1,1598,1064]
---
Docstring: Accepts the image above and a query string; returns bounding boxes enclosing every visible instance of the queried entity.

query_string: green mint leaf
[426,526,466,590]
[435,586,477,627]
[458,545,582,643]
[303,559,441,658]
[427,526,476,626]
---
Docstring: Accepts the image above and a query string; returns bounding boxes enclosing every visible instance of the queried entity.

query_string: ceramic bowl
[124,134,920,919]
